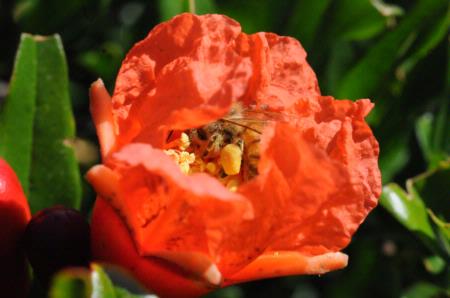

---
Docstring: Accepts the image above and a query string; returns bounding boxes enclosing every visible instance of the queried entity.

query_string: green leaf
[50,268,92,298]
[0,34,81,213]
[397,6,450,77]
[401,282,449,298]
[49,264,156,298]
[381,164,450,260]
[423,255,446,275]
[0,34,37,192]
[28,35,81,212]
[336,0,448,99]
[380,184,436,247]
[89,264,116,298]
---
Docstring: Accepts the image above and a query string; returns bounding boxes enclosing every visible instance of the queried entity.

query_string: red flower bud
[0,158,31,297]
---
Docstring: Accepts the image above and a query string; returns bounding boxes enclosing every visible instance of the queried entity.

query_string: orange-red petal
[224,251,348,285]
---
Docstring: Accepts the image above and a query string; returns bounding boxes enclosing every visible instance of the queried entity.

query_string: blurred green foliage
[0,0,449,297]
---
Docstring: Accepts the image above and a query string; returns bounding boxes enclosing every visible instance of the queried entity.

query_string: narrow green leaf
[29,35,81,212]
[336,0,448,99]
[0,34,37,193]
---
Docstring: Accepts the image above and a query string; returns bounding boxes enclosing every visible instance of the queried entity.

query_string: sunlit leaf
[380,184,436,247]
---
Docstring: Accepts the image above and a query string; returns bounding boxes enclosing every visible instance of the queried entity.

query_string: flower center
[164,103,265,191]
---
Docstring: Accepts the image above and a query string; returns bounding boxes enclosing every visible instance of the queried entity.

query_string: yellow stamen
[205,162,218,175]
[164,149,195,174]
[165,149,179,163]
[220,144,242,176]
[226,177,240,192]
[179,132,190,150]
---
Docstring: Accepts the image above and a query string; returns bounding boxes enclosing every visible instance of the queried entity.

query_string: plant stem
[189,0,196,14]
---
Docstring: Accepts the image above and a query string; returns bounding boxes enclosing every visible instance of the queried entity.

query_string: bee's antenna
[220,118,262,134]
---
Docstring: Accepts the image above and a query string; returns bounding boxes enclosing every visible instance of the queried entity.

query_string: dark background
[0,0,448,297]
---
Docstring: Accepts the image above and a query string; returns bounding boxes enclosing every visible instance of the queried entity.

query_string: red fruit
[0,158,31,297]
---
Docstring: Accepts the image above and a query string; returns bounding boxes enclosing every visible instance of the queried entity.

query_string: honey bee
[185,102,275,180]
